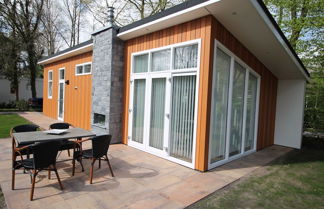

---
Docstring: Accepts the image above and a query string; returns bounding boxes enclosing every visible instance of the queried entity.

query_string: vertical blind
[132,79,146,143]
[170,75,196,162]
[210,48,231,163]
[229,62,246,157]
[245,74,258,151]
[134,54,149,73]
[149,78,166,150]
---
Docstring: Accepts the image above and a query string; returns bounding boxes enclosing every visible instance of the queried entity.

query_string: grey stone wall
[91,27,124,143]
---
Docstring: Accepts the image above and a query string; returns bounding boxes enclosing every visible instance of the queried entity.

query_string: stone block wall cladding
[91,27,124,143]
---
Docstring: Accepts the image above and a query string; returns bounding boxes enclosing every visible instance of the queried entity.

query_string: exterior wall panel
[43,52,92,130]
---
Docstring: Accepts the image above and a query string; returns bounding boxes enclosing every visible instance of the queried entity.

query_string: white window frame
[208,40,261,170]
[75,62,92,76]
[48,70,53,99]
[128,39,201,169]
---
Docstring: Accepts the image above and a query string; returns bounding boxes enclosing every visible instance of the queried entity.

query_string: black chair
[10,124,40,190]
[72,135,114,184]
[12,141,63,201]
[49,123,75,157]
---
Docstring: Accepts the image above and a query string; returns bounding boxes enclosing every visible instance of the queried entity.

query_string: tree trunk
[27,43,37,98]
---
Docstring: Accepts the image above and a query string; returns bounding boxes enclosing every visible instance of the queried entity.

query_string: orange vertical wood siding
[42,52,93,130]
[122,16,214,171]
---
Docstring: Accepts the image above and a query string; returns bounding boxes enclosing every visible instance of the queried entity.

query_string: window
[48,70,53,98]
[151,49,170,72]
[75,62,92,75]
[133,54,148,73]
[174,44,198,69]
[132,43,199,73]
[209,43,260,169]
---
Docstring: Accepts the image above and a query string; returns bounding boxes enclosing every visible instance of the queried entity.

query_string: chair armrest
[10,128,13,138]
[15,145,31,152]
[75,138,91,144]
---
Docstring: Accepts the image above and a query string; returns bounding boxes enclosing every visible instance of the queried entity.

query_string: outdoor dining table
[12,128,95,146]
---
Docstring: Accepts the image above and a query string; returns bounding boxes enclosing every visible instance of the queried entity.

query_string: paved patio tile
[0,112,293,209]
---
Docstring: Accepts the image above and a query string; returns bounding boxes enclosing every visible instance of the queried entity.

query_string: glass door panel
[149,78,166,150]
[229,62,246,157]
[58,69,65,120]
[209,48,231,163]
[244,74,258,151]
[58,83,64,118]
[132,79,146,143]
[170,75,196,162]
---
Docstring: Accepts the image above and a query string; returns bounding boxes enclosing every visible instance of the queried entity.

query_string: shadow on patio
[0,135,292,209]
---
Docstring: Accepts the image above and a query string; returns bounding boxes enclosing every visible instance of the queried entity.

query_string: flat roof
[38,39,93,65]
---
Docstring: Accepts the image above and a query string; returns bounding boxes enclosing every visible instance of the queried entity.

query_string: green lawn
[188,137,324,209]
[0,114,32,138]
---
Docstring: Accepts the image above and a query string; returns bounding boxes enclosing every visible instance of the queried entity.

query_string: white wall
[0,78,43,103]
[274,80,306,149]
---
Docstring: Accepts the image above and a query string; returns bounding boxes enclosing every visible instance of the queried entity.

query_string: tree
[40,0,63,55]
[87,0,186,28]
[0,32,24,101]
[0,0,45,98]
[61,0,89,47]
[264,0,324,131]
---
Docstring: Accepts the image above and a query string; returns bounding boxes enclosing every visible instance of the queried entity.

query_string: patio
[0,112,292,209]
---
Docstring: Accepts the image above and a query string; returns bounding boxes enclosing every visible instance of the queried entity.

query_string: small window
[93,113,105,127]
[59,69,65,80]
[174,44,198,69]
[152,49,171,72]
[133,54,148,73]
[48,70,53,98]
[75,63,92,75]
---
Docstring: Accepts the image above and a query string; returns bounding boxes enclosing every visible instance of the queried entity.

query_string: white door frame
[57,68,65,121]
[128,39,201,169]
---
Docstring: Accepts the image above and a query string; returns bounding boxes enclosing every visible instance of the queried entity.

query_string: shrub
[6,101,16,108]
[15,100,29,111]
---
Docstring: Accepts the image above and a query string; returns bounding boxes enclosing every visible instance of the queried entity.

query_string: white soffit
[38,44,93,65]
[207,0,308,80]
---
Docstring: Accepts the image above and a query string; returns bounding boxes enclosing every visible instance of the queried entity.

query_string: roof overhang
[118,0,309,81]
[38,41,93,65]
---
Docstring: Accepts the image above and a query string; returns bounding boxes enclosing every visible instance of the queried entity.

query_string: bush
[0,102,6,108]
[15,100,29,111]
[6,101,16,108]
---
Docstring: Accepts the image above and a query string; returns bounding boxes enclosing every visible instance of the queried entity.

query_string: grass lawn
[188,137,324,209]
[0,114,32,138]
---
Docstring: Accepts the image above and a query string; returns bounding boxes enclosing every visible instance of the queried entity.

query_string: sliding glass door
[209,43,260,168]
[129,40,200,167]
[229,62,246,157]
[209,48,231,164]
